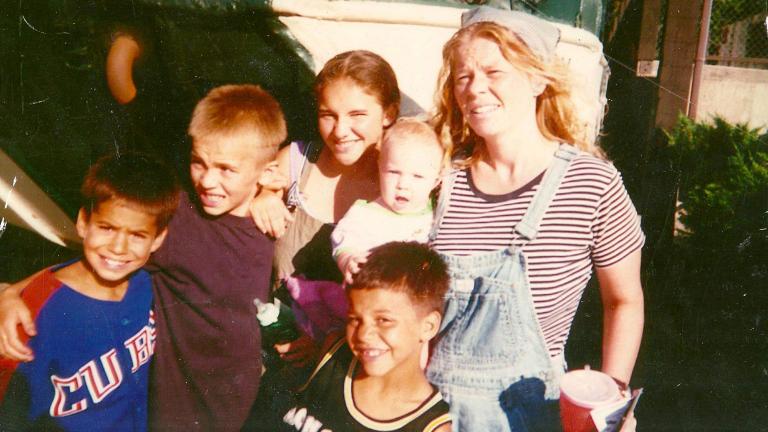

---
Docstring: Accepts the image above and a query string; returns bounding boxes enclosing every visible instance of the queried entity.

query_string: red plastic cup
[560,368,622,432]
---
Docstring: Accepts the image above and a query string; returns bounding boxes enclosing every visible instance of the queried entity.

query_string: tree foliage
[663,117,768,421]
[666,115,768,281]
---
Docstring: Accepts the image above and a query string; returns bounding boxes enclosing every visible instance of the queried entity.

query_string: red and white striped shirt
[431,153,644,357]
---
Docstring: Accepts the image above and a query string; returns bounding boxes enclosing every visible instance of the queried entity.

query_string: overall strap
[428,170,459,243]
[514,144,579,241]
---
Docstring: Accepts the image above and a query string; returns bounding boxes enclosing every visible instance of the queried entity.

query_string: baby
[332,117,445,283]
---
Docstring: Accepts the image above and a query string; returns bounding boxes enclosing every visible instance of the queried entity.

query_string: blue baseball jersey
[0,261,155,431]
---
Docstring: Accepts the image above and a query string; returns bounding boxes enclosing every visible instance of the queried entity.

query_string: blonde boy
[147,84,285,431]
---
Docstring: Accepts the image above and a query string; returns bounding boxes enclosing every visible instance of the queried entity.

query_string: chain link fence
[707,0,768,69]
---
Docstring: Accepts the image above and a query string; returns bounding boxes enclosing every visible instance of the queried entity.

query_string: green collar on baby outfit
[356,199,433,216]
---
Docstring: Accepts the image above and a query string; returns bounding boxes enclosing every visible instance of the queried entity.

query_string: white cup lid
[560,369,621,408]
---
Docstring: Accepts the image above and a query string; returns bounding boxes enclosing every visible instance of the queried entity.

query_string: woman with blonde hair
[427,7,644,430]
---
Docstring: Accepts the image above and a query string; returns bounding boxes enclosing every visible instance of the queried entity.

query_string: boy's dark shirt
[146,192,273,431]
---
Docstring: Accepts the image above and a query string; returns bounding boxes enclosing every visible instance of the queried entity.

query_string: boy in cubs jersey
[0,153,178,431]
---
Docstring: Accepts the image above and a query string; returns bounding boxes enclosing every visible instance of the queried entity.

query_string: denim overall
[427,145,578,432]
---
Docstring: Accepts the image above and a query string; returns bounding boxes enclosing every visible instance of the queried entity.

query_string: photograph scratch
[19,15,70,36]
[0,176,16,239]
[3,176,17,210]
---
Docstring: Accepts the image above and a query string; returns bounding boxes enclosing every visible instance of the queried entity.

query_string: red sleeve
[0,268,62,402]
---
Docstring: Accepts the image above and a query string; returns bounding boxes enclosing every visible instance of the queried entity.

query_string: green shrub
[666,115,768,284]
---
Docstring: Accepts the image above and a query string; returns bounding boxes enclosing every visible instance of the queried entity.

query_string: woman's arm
[596,248,644,386]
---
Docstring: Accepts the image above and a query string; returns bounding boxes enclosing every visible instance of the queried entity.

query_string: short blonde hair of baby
[380,117,448,170]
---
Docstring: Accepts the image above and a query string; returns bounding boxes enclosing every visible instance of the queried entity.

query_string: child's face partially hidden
[378,139,442,214]
[190,133,265,217]
[77,199,166,286]
[346,288,439,379]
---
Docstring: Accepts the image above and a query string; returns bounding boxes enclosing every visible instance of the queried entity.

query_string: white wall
[274,0,609,146]
[697,65,768,131]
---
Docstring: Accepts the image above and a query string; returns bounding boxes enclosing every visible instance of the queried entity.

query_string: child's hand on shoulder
[250,190,294,238]
[338,251,369,285]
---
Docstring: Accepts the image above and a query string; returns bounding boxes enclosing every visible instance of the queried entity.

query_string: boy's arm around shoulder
[251,145,293,238]
[0,271,41,361]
